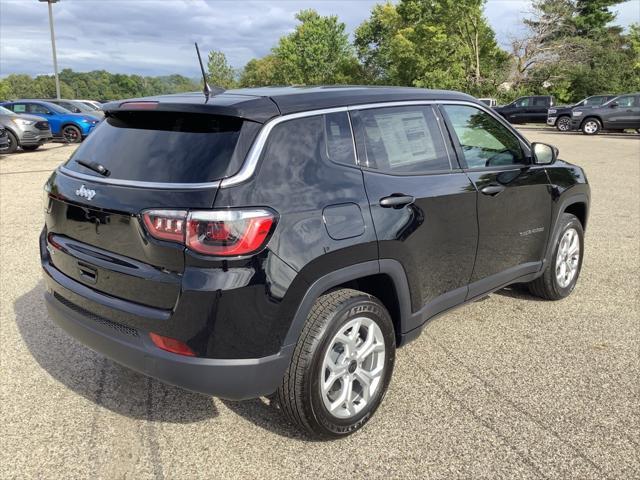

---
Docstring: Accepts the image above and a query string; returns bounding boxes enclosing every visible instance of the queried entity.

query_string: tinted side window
[357,106,450,174]
[533,97,548,106]
[28,104,50,114]
[615,96,635,107]
[515,98,530,107]
[324,112,355,166]
[442,105,524,169]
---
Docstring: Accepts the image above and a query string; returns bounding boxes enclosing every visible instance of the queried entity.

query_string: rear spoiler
[102,96,280,123]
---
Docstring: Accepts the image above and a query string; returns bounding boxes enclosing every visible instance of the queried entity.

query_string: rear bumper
[44,286,292,400]
[546,117,556,126]
[42,261,293,400]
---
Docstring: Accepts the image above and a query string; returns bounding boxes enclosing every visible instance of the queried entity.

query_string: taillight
[142,209,187,243]
[141,208,276,256]
[149,333,195,356]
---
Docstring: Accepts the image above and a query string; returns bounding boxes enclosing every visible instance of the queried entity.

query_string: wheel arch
[2,125,19,143]
[283,260,412,349]
[544,193,589,263]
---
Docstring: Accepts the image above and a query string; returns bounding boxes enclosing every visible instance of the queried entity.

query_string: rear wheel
[581,118,601,135]
[21,145,40,151]
[556,116,571,132]
[62,125,82,143]
[3,131,18,154]
[277,288,395,438]
[528,213,583,300]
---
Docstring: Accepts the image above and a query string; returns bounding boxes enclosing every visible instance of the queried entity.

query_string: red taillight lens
[141,208,276,256]
[149,332,196,356]
[142,210,187,242]
[186,209,275,256]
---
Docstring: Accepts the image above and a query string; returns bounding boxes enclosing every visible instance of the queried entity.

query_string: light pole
[39,0,60,99]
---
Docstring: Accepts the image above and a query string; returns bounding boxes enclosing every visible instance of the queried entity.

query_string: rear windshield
[65,111,257,183]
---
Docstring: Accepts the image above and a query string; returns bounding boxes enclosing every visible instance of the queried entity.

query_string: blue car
[0,100,100,143]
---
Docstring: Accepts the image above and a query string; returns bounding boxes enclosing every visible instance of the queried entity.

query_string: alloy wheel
[555,228,580,288]
[557,117,571,131]
[320,317,386,419]
[583,121,598,134]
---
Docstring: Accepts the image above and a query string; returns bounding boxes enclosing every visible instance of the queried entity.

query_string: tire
[277,288,396,438]
[528,213,584,300]
[581,118,601,135]
[62,125,82,143]
[3,131,18,154]
[555,116,571,132]
[21,145,40,151]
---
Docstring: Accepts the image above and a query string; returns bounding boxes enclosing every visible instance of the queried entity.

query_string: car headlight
[12,118,36,126]
[548,109,557,114]
[572,111,583,117]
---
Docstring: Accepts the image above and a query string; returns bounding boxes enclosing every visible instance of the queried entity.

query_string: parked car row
[488,93,640,135]
[0,98,103,153]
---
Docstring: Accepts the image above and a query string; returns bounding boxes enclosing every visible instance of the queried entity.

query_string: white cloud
[0,0,637,77]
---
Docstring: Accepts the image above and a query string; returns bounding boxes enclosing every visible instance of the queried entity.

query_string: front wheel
[581,118,601,135]
[3,131,18,154]
[556,116,571,132]
[277,289,396,438]
[528,213,584,300]
[62,125,82,143]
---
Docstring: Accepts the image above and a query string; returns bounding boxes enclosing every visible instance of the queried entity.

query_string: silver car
[0,105,53,153]
[46,99,104,119]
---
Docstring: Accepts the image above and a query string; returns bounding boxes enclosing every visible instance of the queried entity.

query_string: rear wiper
[76,159,110,177]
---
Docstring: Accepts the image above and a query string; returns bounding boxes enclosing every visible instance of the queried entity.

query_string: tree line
[2,0,639,104]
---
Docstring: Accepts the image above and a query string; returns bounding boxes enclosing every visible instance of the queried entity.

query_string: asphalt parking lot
[1,128,638,479]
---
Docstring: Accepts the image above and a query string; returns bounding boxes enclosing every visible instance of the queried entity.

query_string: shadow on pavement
[495,284,540,301]
[220,398,322,441]
[15,281,218,423]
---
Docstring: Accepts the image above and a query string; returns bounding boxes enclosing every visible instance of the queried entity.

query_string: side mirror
[531,142,557,165]
[609,101,618,108]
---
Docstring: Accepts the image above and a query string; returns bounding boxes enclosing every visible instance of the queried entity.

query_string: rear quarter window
[65,111,260,183]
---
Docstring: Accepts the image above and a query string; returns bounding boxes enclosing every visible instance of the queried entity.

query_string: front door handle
[480,185,506,196]
[380,194,415,208]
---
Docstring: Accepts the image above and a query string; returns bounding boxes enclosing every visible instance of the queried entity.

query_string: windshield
[80,102,100,111]
[65,111,259,183]
[45,103,70,114]
[70,102,95,113]
[0,106,15,115]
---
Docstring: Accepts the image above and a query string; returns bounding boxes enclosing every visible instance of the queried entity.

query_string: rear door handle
[380,194,415,208]
[480,185,506,196]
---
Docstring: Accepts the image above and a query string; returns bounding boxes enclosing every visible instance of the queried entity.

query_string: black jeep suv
[41,86,590,438]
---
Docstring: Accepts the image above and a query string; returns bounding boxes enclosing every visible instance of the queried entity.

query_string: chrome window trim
[58,99,528,190]
[220,106,349,187]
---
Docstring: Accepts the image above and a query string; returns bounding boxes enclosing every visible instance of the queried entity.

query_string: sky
[1,0,638,78]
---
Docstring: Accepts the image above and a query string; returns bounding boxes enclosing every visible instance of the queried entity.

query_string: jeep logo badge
[75,184,96,200]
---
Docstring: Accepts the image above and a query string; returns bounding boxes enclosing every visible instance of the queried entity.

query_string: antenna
[195,42,212,99]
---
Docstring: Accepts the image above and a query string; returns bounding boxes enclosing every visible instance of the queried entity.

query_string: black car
[494,95,555,123]
[547,95,617,131]
[41,86,590,438]
[0,126,8,151]
[571,93,640,135]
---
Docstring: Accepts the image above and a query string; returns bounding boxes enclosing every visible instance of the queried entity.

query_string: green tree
[354,0,508,94]
[272,9,357,84]
[572,0,624,37]
[239,55,283,87]
[207,50,236,89]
